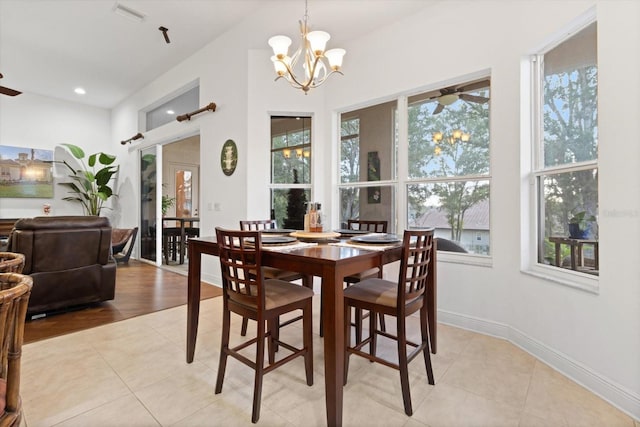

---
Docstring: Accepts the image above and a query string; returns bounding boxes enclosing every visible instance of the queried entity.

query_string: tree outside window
[407,81,491,254]
[535,22,598,275]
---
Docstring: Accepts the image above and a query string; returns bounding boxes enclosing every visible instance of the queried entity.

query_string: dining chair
[215,227,313,423]
[341,219,389,342]
[343,228,435,416]
[239,219,312,336]
[0,272,33,427]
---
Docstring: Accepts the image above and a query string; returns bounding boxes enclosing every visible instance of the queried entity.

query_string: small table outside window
[549,236,599,271]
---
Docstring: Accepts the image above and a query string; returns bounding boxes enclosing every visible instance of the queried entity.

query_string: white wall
[322,0,639,418]
[0,92,111,219]
[2,0,637,419]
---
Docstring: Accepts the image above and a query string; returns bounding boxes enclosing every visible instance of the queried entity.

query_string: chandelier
[268,0,346,94]
[432,129,471,155]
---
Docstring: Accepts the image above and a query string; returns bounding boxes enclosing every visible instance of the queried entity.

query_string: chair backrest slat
[398,229,434,306]
[216,228,264,309]
[347,220,388,233]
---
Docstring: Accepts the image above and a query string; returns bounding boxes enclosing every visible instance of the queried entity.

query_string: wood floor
[23,260,222,344]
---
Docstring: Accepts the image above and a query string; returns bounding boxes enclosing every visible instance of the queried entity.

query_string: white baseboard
[438,309,640,422]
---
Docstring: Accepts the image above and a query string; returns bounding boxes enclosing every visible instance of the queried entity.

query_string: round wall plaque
[220,139,237,176]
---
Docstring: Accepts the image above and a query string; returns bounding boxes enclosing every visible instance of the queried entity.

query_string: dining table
[186,235,437,427]
[162,216,199,264]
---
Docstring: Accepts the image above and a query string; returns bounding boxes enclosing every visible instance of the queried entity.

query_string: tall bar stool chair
[214,227,313,423]
[341,219,388,341]
[239,219,312,336]
[344,228,435,416]
[0,271,33,426]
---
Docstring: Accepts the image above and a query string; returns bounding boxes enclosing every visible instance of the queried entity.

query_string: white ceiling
[0,0,434,109]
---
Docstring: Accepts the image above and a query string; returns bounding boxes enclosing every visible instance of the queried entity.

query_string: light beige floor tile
[524,361,635,427]
[412,382,522,427]
[171,387,294,427]
[439,352,532,409]
[403,418,431,427]
[54,394,160,427]
[134,362,220,426]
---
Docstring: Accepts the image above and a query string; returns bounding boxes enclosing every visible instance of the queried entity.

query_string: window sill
[522,264,599,294]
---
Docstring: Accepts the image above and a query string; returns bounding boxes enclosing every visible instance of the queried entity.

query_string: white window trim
[521,8,599,293]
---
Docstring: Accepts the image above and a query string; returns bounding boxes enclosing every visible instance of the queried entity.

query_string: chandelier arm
[308,69,344,89]
[274,58,309,89]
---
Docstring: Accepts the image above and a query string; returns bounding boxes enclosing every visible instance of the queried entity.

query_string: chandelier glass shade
[268,0,346,94]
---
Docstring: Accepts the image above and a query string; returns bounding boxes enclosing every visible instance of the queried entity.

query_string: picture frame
[0,145,54,198]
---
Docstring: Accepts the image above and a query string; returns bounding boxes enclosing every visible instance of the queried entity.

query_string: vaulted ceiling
[0,0,434,109]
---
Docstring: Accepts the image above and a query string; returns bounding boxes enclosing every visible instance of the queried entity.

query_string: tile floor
[21,294,637,427]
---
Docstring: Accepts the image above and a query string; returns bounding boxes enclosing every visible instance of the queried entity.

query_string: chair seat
[232,279,314,311]
[344,277,404,308]
[261,267,303,282]
[344,267,380,283]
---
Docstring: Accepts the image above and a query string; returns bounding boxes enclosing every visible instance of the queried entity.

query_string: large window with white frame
[406,79,491,254]
[338,77,491,256]
[532,21,598,276]
[339,101,397,231]
[270,116,311,229]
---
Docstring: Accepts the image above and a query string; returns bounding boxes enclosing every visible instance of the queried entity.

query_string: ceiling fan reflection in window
[425,79,490,115]
[0,73,22,97]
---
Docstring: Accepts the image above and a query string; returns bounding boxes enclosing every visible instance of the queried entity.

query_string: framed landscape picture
[0,145,54,198]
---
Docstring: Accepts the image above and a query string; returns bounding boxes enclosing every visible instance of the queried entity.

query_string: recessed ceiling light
[74,87,86,95]
[166,110,175,115]
[113,3,146,22]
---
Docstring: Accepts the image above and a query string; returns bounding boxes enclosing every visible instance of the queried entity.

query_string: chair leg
[369,308,377,358]
[420,306,435,385]
[252,319,266,423]
[355,308,363,344]
[319,293,324,338]
[215,306,231,394]
[267,318,277,364]
[241,317,249,336]
[303,302,314,386]
[397,316,413,416]
[344,304,351,386]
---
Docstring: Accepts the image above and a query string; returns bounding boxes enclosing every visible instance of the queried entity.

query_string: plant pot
[568,223,589,239]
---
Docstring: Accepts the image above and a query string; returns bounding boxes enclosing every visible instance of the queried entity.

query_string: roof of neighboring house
[414,199,490,231]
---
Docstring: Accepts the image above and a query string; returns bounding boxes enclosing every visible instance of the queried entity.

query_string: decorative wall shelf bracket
[177,102,217,122]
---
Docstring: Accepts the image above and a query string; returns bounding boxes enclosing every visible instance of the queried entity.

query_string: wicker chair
[0,272,33,426]
[0,253,25,274]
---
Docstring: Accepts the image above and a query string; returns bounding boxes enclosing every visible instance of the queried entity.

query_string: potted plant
[568,210,596,239]
[57,143,119,216]
[162,195,176,216]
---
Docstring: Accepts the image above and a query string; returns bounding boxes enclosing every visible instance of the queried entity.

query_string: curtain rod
[177,102,217,122]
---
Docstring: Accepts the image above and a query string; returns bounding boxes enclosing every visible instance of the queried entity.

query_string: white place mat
[262,241,318,252]
[330,241,399,252]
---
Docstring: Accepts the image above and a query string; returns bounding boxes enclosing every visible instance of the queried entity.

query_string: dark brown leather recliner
[7,216,116,316]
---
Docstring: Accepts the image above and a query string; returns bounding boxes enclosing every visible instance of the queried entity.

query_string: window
[145,86,199,131]
[406,79,491,254]
[270,116,311,229]
[533,22,598,276]
[339,101,397,230]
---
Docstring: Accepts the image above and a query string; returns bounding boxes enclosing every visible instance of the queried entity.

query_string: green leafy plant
[162,195,176,215]
[569,210,596,229]
[57,143,119,216]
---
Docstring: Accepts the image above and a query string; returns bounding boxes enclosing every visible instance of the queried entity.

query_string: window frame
[525,15,599,292]
[269,115,313,228]
[335,73,493,266]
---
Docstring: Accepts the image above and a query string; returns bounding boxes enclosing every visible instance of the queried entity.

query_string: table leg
[322,268,344,427]
[570,244,577,270]
[554,242,561,267]
[187,243,202,363]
